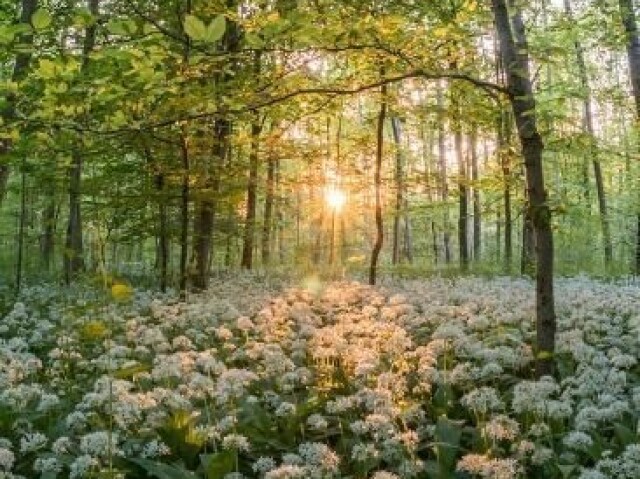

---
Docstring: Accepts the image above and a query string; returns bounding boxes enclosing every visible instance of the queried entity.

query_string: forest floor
[1,276,639,478]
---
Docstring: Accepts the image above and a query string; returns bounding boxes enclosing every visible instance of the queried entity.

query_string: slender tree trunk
[262,155,275,265]
[436,81,452,263]
[0,0,38,207]
[492,0,556,377]
[618,0,640,273]
[41,188,56,271]
[64,0,98,284]
[179,133,190,298]
[15,160,27,289]
[369,78,387,285]
[241,53,262,270]
[470,130,481,261]
[391,115,404,265]
[455,111,469,271]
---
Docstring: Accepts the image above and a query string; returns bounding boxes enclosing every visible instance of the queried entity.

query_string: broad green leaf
[0,26,16,44]
[183,15,206,41]
[204,15,226,43]
[129,458,198,479]
[107,19,137,36]
[31,9,52,30]
[201,451,235,479]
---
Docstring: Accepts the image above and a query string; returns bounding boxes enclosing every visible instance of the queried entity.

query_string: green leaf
[204,15,226,43]
[201,451,235,479]
[107,19,137,36]
[614,422,637,447]
[31,9,52,30]
[183,15,206,41]
[129,458,198,479]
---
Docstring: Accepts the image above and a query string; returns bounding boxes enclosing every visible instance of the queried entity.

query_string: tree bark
[492,0,557,377]
[369,78,387,285]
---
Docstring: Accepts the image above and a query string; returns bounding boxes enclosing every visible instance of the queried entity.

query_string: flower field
[0,276,639,478]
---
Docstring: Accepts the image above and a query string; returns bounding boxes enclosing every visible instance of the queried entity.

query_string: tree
[491,0,557,376]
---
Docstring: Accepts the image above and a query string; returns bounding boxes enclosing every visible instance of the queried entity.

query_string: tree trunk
[41,188,56,271]
[63,0,98,284]
[369,78,387,285]
[618,0,640,273]
[436,81,452,263]
[470,130,481,261]
[0,0,38,207]
[262,155,276,265]
[391,115,404,265]
[455,113,469,271]
[179,133,190,298]
[492,0,557,377]
[241,116,261,269]
[241,53,262,270]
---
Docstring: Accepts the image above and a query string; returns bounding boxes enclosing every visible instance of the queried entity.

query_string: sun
[325,187,346,212]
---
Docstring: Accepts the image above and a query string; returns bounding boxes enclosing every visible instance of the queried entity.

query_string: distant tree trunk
[276,158,285,263]
[146,144,169,293]
[16,160,27,289]
[0,0,38,207]
[618,0,640,273]
[391,115,404,265]
[64,0,98,284]
[470,130,481,261]
[262,155,276,265]
[179,133,190,298]
[455,112,469,271]
[492,0,557,377]
[436,81,452,263]
[369,78,387,285]
[565,0,612,267]
[41,188,56,271]
[241,53,262,270]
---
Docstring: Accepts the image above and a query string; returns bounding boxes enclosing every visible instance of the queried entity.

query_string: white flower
[222,434,250,452]
[563,431,594,451]
[69,454,98,479]
[461,387,504,415]
[252,457,276,473]
[0,448,15,471]
[79,431,121,458]
[19,432,47,453]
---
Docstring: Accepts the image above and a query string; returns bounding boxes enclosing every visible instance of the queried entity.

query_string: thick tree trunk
[369,80,387,285]
[155,170,168,292]
[492,0,556,377]
[0,0,38,207]
[618,0,640,273]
